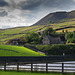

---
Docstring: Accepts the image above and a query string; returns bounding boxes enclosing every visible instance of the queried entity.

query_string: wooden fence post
[4,62,6,71]
[17,62,19,72]
[46,63,48,73]
[31,63,33,72]
[62,63,64,73]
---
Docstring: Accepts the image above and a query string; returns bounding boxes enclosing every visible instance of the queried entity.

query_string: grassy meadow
[0,45,45,56]
[0,71,74,75]
[49,18,75,33]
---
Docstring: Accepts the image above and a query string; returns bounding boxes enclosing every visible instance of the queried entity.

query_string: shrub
[33,44,75,55]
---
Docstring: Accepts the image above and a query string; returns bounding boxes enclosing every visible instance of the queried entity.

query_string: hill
[0,10,75,44]
[33,10,75,25]
[0,25,46,44]
[0,45,45,56]
[0,20,75,44]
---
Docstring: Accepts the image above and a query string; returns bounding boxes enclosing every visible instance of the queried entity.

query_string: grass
[49,18,75,30]
[0,26,39,35]
[0,45,45,56]
[0,71,74,75]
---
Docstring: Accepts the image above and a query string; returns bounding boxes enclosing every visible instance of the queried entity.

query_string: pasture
[0,71,74,75]
[0,45,45,56]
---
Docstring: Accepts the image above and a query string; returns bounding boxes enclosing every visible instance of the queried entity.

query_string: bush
[65,32,75,43]
[43,27,55,35]
[33,44,75,55]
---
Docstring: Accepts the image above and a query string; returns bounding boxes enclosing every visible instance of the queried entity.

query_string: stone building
[42,35,64,45]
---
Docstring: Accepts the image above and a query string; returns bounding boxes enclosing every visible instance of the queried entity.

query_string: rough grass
[0,25,45,44]
[0,71,73,75]
[0,45,45,56]
[50,18,75,29]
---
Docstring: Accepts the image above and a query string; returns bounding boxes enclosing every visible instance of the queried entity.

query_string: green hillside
[0,45,45,56]
[47,18,75,33]
[0,25,46,44]
[0,18,75,44]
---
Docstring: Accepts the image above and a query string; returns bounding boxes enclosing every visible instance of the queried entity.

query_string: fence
[0,62,75,73]
[0,56,75,73]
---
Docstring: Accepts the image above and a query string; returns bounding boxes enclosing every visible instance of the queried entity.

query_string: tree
[65,32,73,40]
[43,27,55,35]
[62,30,64,33]
[25,32,40,44]
[72,31,75,43]
[73,31,75,38]
[65,30,68,33]
[19,37,26,45]
[65,32,75,43]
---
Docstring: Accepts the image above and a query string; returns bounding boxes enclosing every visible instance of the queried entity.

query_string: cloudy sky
[0,0,75,29]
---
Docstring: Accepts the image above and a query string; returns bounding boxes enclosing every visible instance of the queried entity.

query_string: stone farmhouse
[42,35,65,45]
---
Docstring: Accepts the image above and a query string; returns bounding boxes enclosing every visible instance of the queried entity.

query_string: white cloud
[73,0,75,2]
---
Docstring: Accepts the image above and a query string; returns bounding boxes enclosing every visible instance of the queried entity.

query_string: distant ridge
[33,10,75,25]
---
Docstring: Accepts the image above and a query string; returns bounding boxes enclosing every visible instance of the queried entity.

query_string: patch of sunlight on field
[0,45,45,56]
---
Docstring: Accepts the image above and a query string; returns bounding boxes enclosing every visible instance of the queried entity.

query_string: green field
[0,45,45,56]
[52,18,75,29]
[0,71,73,75]
[48,18,75,33]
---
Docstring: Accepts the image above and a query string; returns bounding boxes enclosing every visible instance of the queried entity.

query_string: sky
[0,0,75,29]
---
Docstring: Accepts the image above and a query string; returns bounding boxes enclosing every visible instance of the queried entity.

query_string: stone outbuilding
[42,35,64,45]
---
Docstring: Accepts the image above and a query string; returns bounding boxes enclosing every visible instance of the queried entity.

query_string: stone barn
[42,35,64,45]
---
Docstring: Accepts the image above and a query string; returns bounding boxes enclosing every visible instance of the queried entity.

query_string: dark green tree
[62,30,64,33]
[19,37,26,45]
[43,27,55,35]
[65,32,75,43]
[25,32,40,44]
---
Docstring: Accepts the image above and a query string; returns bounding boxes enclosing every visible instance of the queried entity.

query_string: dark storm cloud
[19,0,44,10]
[0,0,75,11]
[18,0,75,10]
[0,0,8,7]
[2,0,75,11]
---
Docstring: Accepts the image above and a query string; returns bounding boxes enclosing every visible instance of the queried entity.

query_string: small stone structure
[42,35,64,45]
